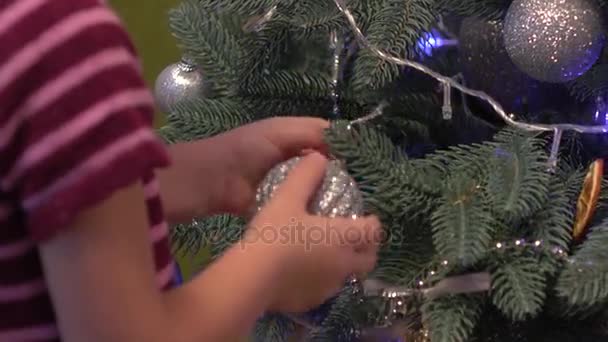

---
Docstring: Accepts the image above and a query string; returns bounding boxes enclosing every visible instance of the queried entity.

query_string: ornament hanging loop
[178,56,197,72]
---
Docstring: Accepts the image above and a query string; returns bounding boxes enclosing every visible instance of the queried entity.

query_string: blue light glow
[416,29,457,57]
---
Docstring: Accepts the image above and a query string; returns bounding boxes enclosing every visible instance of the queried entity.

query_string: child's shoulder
[0,0,169,240]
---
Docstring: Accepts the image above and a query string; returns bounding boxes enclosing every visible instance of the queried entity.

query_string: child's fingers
[272,153,328,209]
[260,117,330,157]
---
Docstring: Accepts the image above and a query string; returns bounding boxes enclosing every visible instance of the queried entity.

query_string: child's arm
[39,154,380,342]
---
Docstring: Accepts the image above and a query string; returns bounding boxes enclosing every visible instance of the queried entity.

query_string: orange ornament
[573,159,604,241]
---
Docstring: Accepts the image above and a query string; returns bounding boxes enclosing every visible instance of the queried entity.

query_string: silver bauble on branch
[153,57,209,113]
[503,0,605,83]
[255,157,364,218]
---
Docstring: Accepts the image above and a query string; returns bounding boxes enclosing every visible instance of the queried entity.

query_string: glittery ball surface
[254,157,364,218]
[503,0,605,83]
[153,61,208,113]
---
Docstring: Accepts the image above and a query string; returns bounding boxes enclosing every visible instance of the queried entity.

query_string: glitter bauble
[255,157,364,218]
[255,157,363,339]
[459,17,545,113]
[503,0,605,83]
[153,58,209,113]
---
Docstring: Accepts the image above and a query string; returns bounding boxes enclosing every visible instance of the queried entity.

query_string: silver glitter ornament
[255,157,364,218]
[503,0,605,83]
[153,58,209,113]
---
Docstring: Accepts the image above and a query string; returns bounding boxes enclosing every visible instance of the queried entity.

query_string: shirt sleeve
[0,0,171,242]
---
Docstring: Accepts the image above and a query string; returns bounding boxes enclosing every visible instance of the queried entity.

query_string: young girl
[0,0,381,341]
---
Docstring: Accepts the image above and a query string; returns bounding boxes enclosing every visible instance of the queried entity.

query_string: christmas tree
[155,0,608,341]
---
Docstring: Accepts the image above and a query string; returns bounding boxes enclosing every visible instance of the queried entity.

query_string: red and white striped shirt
[0,0,175,340]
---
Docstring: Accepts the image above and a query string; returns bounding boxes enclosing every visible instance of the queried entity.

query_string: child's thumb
[274,153,328,210]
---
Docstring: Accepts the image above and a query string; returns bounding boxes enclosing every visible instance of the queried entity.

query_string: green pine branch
[289,0,345,38]
[422,295,482,342]
[491,255,547,321]
[169,0,245,95]
[167,98,253,140]
[557,222,608,308]
[431,173,496,267]
[325,121,405,192]
[370,215,436,285]
[486,130,550,222]
[427,141,490,180]
[526,161,583,268]
[241,71,333,100]
[245,97,333,119]
[349,0,391,33]
[351,0,436,92]
[240,3,294,81]
[527,177,575,254]
[325,122,440,220]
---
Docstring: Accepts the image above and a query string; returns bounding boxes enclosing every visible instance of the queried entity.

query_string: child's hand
[242,153,382,313]
[216,117,331,215]
[160,117,332,222]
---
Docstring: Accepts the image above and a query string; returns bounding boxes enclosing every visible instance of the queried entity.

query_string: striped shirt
[0,0,175,340]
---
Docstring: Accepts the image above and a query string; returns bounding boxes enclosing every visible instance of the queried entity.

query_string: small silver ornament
[153,58,209,113]
[503,0,605,83]
[254,157,364,218]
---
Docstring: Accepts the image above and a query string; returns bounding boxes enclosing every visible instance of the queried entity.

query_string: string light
[332,0,608,167]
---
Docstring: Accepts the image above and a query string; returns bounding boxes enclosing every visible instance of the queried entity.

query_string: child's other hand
[241,153,382,314]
